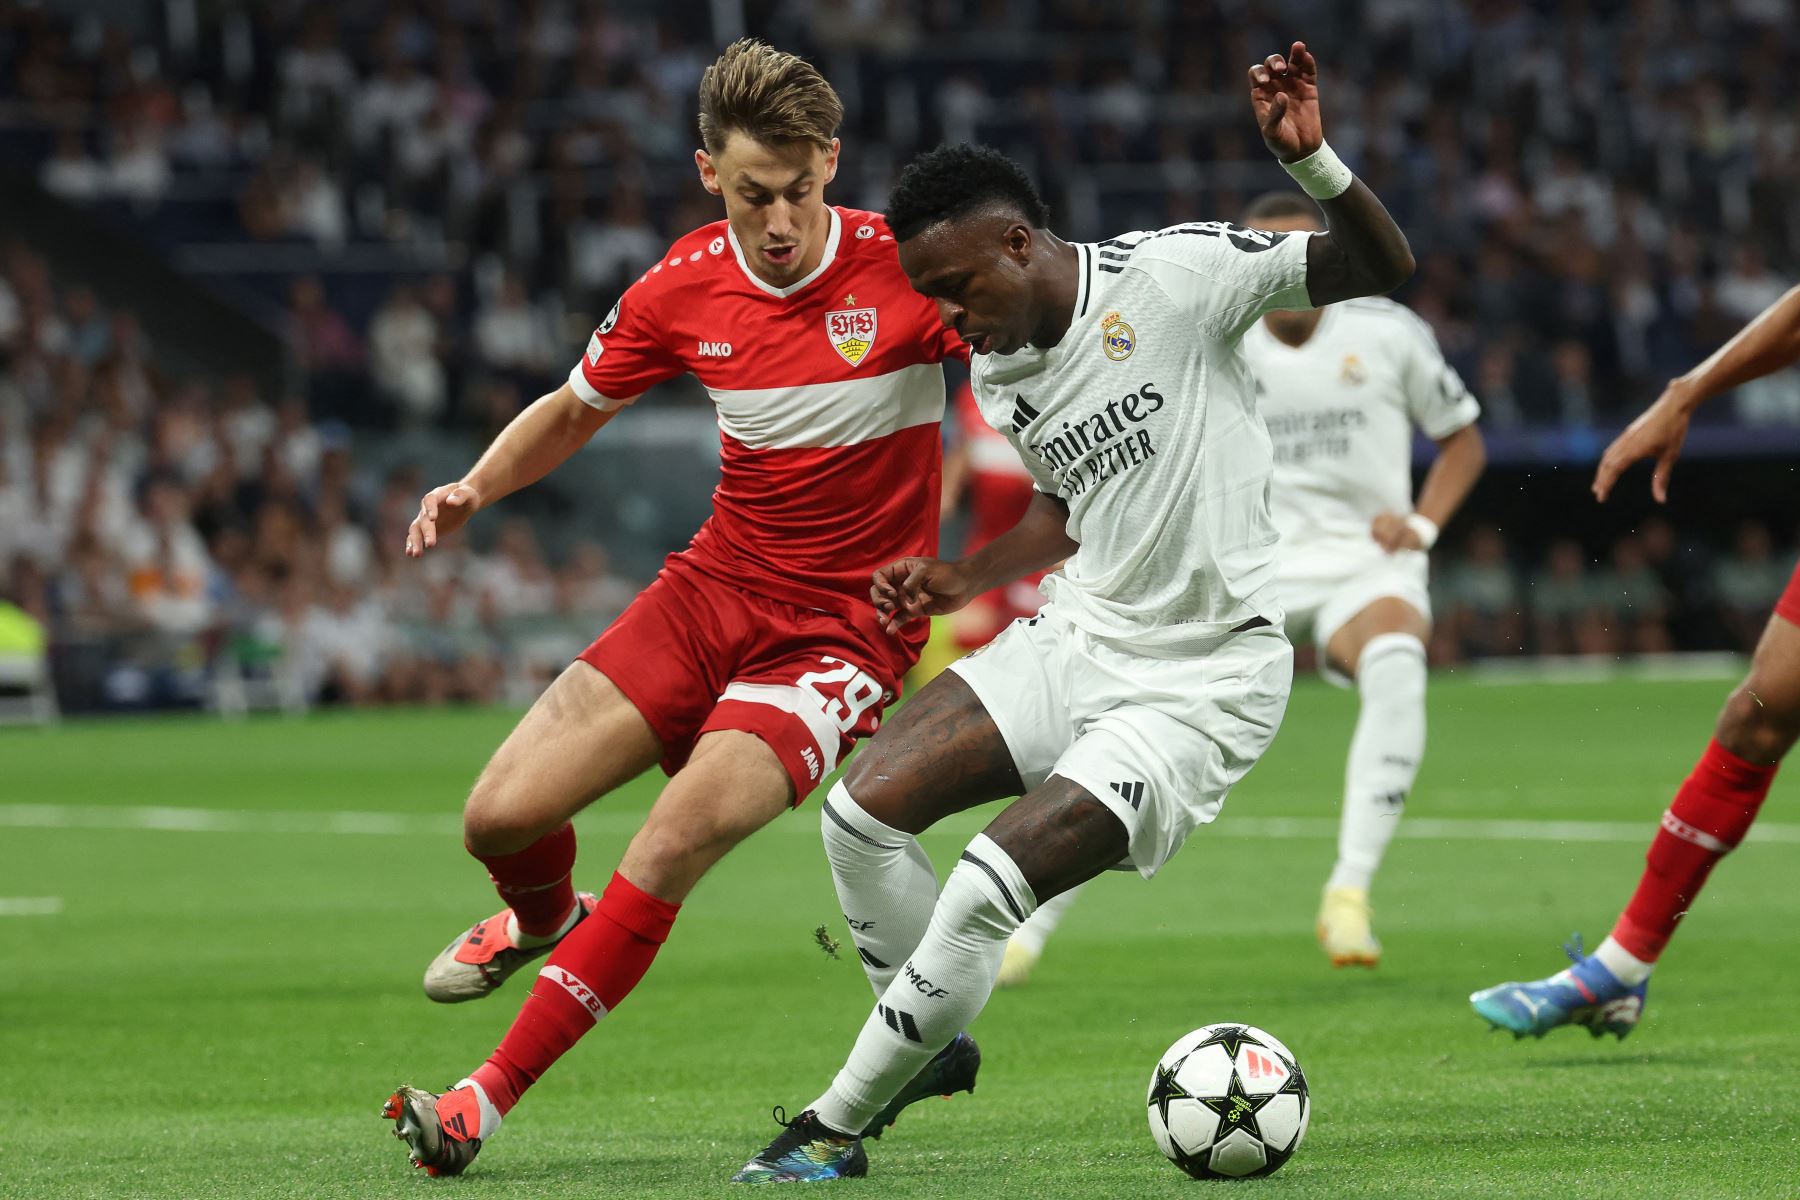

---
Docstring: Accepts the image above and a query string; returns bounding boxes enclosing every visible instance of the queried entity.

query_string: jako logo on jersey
[855,224,875,239]
[709,236,725,254]
[801,745,820,780]
[698,341,733,357]
[826,306,878,365]
[1100,311,1135,360]
[586,333,604,366]
[1339,354,1367,385]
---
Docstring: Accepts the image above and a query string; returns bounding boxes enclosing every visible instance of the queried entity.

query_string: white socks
[1593,935,1655,986]
[810,834,1035,1135]
[821,781,940,996]
[1327,632,1428,893]
[1009,880,1085,957]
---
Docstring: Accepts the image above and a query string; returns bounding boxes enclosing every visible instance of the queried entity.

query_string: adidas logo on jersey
[1110,781,1147,810]
[1010,395,1041,434]
[698,341,733,357]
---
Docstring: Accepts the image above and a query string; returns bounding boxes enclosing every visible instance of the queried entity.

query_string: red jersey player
[381,41,967,1176]
[940,381,1055,650]
[1472,283,1800,1039]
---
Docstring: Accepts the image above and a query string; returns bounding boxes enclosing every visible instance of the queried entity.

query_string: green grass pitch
[4,671,1798,1198]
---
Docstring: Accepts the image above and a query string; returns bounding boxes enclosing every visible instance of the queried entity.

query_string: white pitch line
[0,897,63,916]
[2,804,1798,846]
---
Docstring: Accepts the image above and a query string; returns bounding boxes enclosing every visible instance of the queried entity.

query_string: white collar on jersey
[726,206,843,298]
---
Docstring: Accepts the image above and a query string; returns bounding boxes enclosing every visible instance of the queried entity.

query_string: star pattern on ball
[1273,1050,1307,1097]
[1191,1024,1262,1061]
[1197,1068,1278,1141]
[1148,1061,1194,1128]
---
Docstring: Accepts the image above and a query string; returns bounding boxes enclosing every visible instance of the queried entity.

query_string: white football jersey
[1244,298,1479,557]
[970,222,1315,649]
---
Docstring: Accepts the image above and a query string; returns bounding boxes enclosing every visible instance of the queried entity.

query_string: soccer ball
[1146,1023,1309,1179]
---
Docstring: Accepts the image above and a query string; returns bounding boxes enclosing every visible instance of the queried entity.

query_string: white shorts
[1280,545,1430,687]
[947,606,1293,878]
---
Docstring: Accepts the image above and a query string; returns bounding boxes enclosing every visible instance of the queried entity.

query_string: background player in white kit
[735,42,1416,1183]
[999,191,1486,983]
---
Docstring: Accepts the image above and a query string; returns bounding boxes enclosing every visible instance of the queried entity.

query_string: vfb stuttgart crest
[826,306,878,366]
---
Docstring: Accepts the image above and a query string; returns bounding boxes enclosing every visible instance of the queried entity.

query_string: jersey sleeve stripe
[567,364,637,412]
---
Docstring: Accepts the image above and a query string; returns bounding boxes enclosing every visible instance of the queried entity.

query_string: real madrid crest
[1339,354,1367,386]
[1101,311,1135,361]
[827,304,879,366]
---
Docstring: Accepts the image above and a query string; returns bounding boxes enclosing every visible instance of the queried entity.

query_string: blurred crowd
[1429,517,1796,665]
[0,248,640,711]
[5,0,1800,713]
[5,0,1800,428]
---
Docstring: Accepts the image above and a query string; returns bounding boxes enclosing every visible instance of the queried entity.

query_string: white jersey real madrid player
[1245,297,1480,679]
[946,221,1317,876]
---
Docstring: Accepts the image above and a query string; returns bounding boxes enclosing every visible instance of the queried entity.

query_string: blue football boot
[731,1108,867,1184]
[1470,935,1648,1040]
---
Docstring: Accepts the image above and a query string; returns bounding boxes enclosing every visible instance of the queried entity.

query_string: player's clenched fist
[1370,512,1425,553]
[871,556,977,634]
[405,481,483,557]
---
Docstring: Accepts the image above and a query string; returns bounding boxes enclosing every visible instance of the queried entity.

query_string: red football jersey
[567,206,965,665]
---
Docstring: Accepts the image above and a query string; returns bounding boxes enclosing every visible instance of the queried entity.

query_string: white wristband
[1404,513,1439,551]
[1281,140,1353,200]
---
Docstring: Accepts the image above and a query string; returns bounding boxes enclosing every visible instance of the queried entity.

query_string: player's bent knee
[1716,684,1800,765]
[461,784,551,857]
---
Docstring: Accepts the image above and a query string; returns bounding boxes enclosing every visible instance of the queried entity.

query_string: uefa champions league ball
[1147,1023,1310,1179]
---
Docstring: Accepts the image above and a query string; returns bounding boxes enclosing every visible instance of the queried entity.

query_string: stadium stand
[1,0,1797,711]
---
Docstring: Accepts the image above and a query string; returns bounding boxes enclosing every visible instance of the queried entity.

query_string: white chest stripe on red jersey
[709,361,944,451]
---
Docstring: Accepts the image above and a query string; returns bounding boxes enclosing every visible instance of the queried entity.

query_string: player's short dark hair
[887,144,1050,243]
[1240,190,1322,226]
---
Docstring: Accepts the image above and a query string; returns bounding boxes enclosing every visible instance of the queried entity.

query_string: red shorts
[579,557,906,804]
[1777,558,1800,627]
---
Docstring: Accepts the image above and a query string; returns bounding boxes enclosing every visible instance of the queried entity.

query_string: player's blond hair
[697,39,843,155]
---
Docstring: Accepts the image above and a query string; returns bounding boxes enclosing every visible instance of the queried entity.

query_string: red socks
[1611,739,1777,961]
[473,823,578,937]
[469,872,681,1114]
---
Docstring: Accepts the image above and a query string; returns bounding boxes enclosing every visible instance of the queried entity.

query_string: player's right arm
[1594,284,1800,503]
[406,277,684,556]
[405,382,615,556]
[871,490,1074,634]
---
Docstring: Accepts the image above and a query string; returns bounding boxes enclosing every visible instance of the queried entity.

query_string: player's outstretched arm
[404,381,615,556]
[1594,284,1800,503]
[872,491,1075,634]
[1249,42,1413,306]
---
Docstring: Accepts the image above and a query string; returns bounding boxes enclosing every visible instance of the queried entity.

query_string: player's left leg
[389,729,794,1175]
[736,624,1292,1182]
[1473,598,1800,1039]
[1317,593,1431,967]
[735,777,1129,1184]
